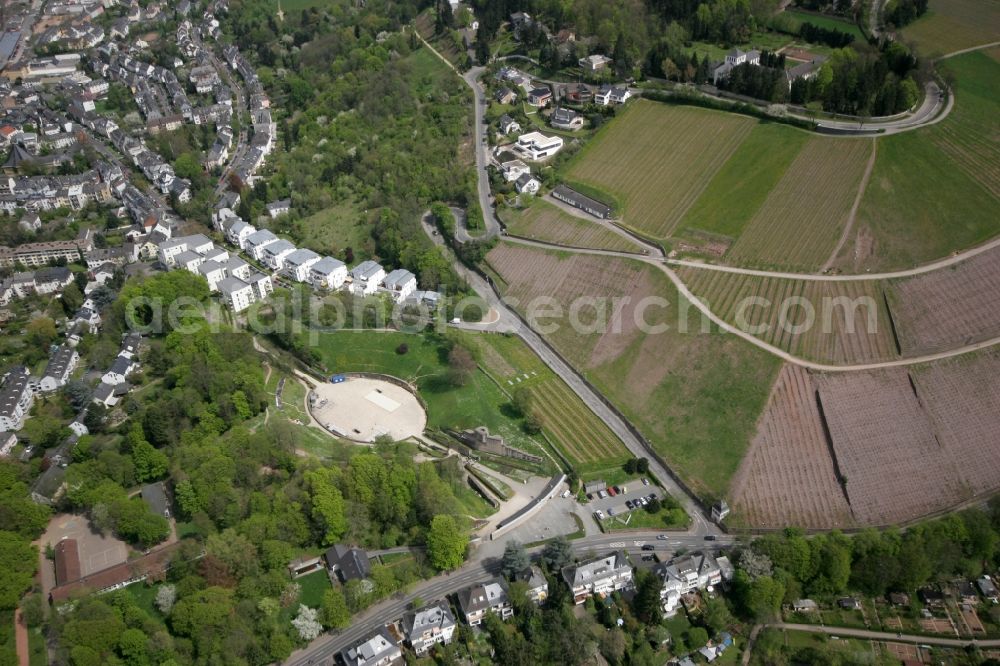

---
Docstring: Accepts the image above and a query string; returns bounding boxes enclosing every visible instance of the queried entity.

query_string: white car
[657,534,669,541]
[594,510,605,520]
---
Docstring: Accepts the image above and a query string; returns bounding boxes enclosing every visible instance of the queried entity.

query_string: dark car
[641,544,655,551]
[704,535,717,541]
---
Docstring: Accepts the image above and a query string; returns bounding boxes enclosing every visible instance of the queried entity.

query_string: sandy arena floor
[309,376,426,443]
[42,514,129,577]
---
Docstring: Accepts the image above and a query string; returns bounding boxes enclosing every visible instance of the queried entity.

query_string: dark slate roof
[324,544,371,580]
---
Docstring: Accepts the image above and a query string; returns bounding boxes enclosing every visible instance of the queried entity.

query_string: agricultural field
[839,52,1000,272]
[564,100,755,240]
[900,0,1000,58]
[725,137,874,271]
[679,123,809,241]
[677,267,898,365]
[730,365,855,529]
[455,331,631,472]
[888,244,1000,355]
[500,198,646,254]
[814,369,967,526]
[910,350,1000,497]
[486,241,781,497]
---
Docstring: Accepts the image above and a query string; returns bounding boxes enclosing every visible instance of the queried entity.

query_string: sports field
[564,100,755,240]
[725,137,873,270]
[900,0,1000,58]
[456,331,631,472]
[842,52,1000,271]
[486,241,781,496]
[501,198,645,254]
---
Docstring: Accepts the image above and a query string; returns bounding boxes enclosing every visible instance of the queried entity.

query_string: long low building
[551,184,612,220]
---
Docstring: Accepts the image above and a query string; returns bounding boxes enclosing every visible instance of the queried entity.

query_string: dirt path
[14,609,28,666]
[767,622,1000,647]
[503,236,1000,371]
[821,138,877,272]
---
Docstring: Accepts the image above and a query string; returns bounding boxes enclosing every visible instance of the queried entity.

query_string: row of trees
[732,502,1000,622]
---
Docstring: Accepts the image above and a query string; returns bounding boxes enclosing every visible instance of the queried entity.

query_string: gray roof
[244,229,277,246]
[0,367,31,418]
[402,601,455,638]
[562,551,630,587]
[311,256,345,274]
[283,248,320,267]
[198,259,226,276]
[325,544,371,581]
[173,249,201,265]
[350,260,383,281]
[217,276,251,295]
[107,355,132,377]
[456,579,509,615]
[262,239,296,256]
[341,627,399,666]
[43,345,76,380]
[35,266,72,284]
[383,268,415,289]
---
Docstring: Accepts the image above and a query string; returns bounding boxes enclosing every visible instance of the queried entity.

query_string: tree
[447,344,476,387]
[19,593,44,627]
[292,604,323,641]
[542,535,572,571]
[599,628,627,665]
[426,514,467,570]
[155,584,177,614]
[321,588,350,629]
[685,626,709,649]
[0,533,37,609]
[63,379,92,410]
[305,469,347,545]
[632,569,663,625]
[61,281,84,314]
[500,540,529,580]
[132,440,168,482]
[703,594,734,634]
[26,316,57,348]
[645,497,662,514]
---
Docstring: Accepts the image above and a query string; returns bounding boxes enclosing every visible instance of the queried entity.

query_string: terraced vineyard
[501,198,645,253]
[726,137,874,270]
[677,267,898,365]
[565,100,754,240]
[730,365,855,529]
[457,331,630,470]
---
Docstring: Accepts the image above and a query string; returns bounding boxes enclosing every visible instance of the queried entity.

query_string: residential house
[712,48,761,84]
[92,381,127,408]
[217,276,255,312]
[324,544,371,583]
[266,199,291,218]
[838,597,862,611]
[226,219,256,248]
[349,260,386,296]
[784,55,829,89]
[499,159,530,183]
[310,256,347,290]
[339,627,402,666]
[101,354,136,386]
[226,256,251,281]
[888,592,910,607]
[654,551,732,615]
[562,551,633,604]
[552,184,612,219]
[39,344,79,392]
[282,248,321,282]
[594,85,631,106]
[514,131,563,160]
[497,113,521,135]
[792,599,819,613]
[514,565,548,604]
[527,86,552,106]
[245,272,273,301]
[261,239,296,271]
[456,579,513,626]
[495,88,517,105]
[382,268,417,303]
[197,260,229,291]
[172,249,204,273]
[550,107,583,131]
[0,367,34,431]
[578,54,612,72]
[402,601,456,655]
[242,229,279,260]
[515,173,540,195]
[33,267,74,294]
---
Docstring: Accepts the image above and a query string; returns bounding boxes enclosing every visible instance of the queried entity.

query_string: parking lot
[585,481,660,522]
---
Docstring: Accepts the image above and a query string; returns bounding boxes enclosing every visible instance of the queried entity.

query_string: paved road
[768,622,1000,648]
[285,532,736,665]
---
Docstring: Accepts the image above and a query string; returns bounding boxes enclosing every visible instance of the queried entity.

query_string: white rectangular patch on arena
[365,390,400,412]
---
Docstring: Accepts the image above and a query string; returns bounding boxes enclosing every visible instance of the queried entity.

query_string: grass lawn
[454,330,631,472]
[564,100,755,240]
[308,330,542,453]
[27,627,45,666]
[846,52,1000,272]
[501,199,645,253]
[686,30,796,62]
[297,569,332,609]
[680,123,808,240]
[294,199,372,259]
[901,0,1000,58]
[781,9,867,41]
[128,582,168,624]
[602,503,690,531]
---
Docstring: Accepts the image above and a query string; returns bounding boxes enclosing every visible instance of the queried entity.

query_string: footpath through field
[765,622,1000,648]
